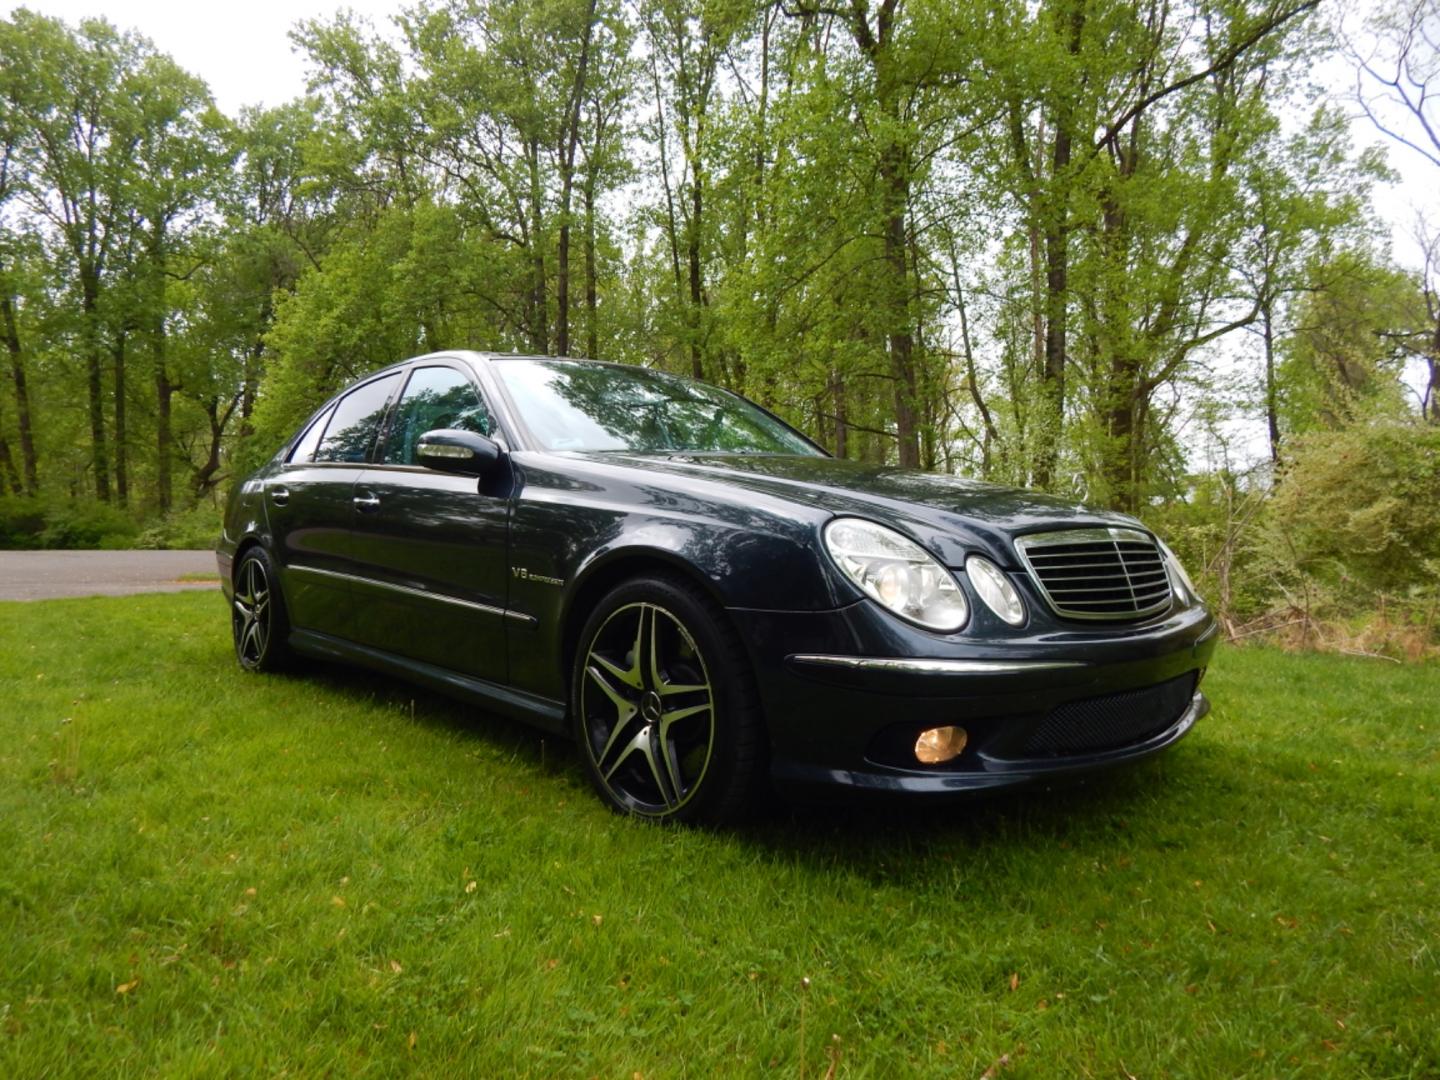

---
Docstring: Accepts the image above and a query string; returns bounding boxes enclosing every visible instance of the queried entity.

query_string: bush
[134,503,224,551]
[0,497,219,551]
[36,501,141,550]
[0,496,47,549]
[1241,422,1440,656]
[1263,421,1440,601]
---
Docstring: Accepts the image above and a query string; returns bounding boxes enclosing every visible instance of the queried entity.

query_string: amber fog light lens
[914,725,968,764]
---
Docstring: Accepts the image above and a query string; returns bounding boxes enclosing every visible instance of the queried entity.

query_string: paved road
[0,550,220,601]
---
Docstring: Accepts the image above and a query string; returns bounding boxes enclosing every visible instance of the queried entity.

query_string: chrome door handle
[353,492,381,512]
[270,485,290,506]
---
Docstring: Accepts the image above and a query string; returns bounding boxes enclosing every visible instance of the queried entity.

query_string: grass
[1,592,1437,1078]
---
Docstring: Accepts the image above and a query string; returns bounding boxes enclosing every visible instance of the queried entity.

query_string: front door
[348,363,512,683]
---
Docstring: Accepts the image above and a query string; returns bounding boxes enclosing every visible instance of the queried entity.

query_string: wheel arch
[558,547,731,706]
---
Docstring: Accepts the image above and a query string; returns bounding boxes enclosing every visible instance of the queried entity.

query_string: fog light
[914,725,968,764]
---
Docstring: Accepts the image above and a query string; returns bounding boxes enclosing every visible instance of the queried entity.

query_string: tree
[1348,0,1440,421]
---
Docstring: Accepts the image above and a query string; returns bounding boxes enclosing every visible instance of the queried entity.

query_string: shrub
[0,497,47,549]
[1263,422,1440,601]
[134,503,224,551]
[36,501,141,550]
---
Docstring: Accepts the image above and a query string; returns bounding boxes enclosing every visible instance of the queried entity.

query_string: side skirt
[289,628,569,735]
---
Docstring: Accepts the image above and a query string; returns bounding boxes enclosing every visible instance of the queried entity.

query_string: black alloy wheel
[572,575,765,824]
[232,548,292,672]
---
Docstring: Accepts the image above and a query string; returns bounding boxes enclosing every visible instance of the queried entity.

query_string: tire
[231,546,294,673]
[571,574,767,825]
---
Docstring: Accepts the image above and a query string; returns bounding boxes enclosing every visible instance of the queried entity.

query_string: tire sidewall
[233,546,289,673]
[570,575,753,824]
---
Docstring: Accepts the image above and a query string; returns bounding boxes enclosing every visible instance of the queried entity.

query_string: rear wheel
[231,547,293,673]
[572,575,765,825]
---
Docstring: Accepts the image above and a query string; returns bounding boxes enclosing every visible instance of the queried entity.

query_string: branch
[1093,0,1320,156]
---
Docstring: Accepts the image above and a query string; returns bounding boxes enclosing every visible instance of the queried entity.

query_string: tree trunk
[1102,356,1143,513]
[1,291,38,494]
[555,1,596,358]
[194,393,240,497]
[583,174,598,359]
[1426,315,1440,424]
[113,330,129,508]
[0,433,19,495]
[155,311,173,514]
[1032,3,1084,490]
[1262,299,1281,463]
[82,270,111,502]
[526,138,548,354]
[687,167,705,381]
[879,148,919,468]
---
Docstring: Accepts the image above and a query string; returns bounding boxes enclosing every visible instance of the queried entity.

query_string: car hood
[581,452,1145,568]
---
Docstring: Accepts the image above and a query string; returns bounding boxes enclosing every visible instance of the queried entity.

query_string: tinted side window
[288,404,335,464]
[314,373,402,463]
[379,366,493,466]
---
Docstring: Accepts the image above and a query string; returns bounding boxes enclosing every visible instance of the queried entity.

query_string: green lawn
[1,593,1436,1078]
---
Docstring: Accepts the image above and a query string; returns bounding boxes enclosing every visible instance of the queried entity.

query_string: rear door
[347,361,513,682]
[266,371,403,638]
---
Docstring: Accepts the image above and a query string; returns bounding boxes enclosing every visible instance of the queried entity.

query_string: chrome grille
[1015,527,1172,621]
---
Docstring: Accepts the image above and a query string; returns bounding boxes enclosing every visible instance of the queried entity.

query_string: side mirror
[416,429,502,476]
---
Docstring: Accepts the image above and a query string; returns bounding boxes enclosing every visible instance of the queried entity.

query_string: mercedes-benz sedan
[219,351,1217,823]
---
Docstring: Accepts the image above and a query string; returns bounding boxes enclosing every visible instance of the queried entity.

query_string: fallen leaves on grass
[116,979,139,995]
[980,1044,1025,1078]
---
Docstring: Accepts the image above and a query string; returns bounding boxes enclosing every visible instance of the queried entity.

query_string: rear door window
[314,373,402,463]
[288,404,335,464]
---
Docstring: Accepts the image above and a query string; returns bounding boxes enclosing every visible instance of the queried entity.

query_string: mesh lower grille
[1021,672,1198,756]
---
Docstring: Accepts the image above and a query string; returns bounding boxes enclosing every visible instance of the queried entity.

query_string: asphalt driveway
[0,550,220,601]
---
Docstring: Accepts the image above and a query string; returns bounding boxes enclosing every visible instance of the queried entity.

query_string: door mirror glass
[416,429,502,475]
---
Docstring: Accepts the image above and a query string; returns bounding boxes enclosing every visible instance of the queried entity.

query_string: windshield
[494,359,824,456]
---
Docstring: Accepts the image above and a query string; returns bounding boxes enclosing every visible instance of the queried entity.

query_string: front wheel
[231,547,293,673]
[571,575,766,825]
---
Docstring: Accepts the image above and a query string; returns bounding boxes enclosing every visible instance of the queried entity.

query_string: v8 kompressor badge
[512,567,565,587]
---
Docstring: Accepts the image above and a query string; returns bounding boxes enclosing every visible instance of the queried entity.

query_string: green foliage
[1264,422,1440,602]
[133,503,224,551]
[0,497,46,549]
[33,500,140,550]
[1278,252,1424,433]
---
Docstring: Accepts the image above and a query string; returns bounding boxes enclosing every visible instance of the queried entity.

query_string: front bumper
[729,600,1218,799]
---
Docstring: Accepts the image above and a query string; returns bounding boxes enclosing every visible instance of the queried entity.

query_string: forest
[1,0,1437,652]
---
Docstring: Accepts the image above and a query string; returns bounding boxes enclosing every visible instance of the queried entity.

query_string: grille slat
[1016,527,1173,622]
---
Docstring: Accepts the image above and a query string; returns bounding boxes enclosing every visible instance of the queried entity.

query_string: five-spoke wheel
[231,547,291,672]
[573,575,764,824]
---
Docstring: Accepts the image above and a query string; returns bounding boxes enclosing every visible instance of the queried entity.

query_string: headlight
[823,518,968,631]
[966,555,1026,626]
[1158,538,1200,605]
